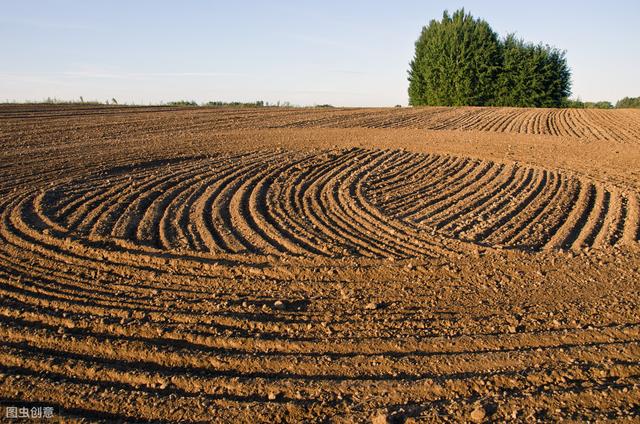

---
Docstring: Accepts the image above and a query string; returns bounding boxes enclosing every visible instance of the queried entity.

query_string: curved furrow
[530,110,548,135]
[556,109,582,139]
[341,151,449,257]
[384,158,486,220]
[410,162,504,224]
[159,173,212,250]
[177,172,228,252]
[507,174,572,248]
[107,165,208,242]
[621,193,640,244]
[593,190,626,247]
[574,110,613,141]
[615,110,640,140]
[55,179,132,229]
[382,158,482,218]
[550,110,563,136]
[435,165,521,234]
[548,181,597,250]
[270,155,343,249]
[440,165,530,236]
[529,109,544,135]
[240,155,330,255]
[478,169,550,245]
[151,152,268,250]
[503,109,530,133]
[450,166,532,238]
[571,186,610,249]
[567,110,598,140]
[265,156,354,256]
[364,150,433,189]
[529,177,582,248]
[289,149,377,255]
[492,109,520,132]
[276,151,369,256]
[135,164,217,248]
[566,110,593,140]
[451,109,494,131]
[353,150,427,196]
[494,171,563,247]
[54,161,198,229]
[223,158,297,254]
[180,151,282,252]
[421,108,461,130]
[377,154,462,198]
[306,149,410,257]
[81,162,204,237]
[4,146,635,272]
[467,168,545,243]
[510,109,529,134]
[378,156,473,214]
[183,162,265,253]
[587,110,631,142]
[197,155,289,253]
[473,170,553,245]
[1,194,222,288]
[164,151,277,251]
[46,183,102,217]
[317,149,413,257]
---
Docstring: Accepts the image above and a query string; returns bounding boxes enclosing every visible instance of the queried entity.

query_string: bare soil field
[1,105,639,422]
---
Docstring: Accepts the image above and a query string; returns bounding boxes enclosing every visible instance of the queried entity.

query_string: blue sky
[1,1,638,106]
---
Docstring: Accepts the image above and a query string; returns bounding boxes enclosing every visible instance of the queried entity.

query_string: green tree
[495,35,571,107]
[586,101,613,109]
[408,9,572,108]
[408,9,501,106]
[616,96,640,108]
[565,99,614,109]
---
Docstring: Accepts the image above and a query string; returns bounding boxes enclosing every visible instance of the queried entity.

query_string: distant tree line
[166,100,199,106]
[564,99,613,109]
[563,96,640,109]
[4,99,338,108]
[166,100,297,107]
[615,96,640,108]
[205,100,266,107]
[408,9,571,108]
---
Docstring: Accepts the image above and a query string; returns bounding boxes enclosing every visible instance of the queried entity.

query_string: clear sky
[1,1,638,106]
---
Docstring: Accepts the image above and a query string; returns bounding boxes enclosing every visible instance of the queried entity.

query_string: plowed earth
[1,105,639,423]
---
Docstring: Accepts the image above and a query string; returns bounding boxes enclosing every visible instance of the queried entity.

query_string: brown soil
[1,105,639,423]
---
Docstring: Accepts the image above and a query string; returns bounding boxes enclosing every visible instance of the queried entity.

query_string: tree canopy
[616,96,640,108]
[408,9,572,107]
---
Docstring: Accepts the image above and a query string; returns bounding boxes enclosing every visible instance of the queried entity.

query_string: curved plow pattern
[366,154,640,251]
[8,148,634,261]
[1,147,636,266]
[1,144,639,421]
[24,148,460,260]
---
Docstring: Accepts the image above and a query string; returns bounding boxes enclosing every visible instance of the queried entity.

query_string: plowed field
[1,105,639,422]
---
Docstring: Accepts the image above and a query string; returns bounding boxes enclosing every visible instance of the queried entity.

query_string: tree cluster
[408,9,571,108]
[565,99,613,109]
[615,96,640,109]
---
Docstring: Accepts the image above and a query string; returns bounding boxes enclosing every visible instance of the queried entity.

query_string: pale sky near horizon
[1,1,639,106]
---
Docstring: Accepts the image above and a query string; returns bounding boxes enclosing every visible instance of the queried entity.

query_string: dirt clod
[470,406,486,422]
[371,412,390,424]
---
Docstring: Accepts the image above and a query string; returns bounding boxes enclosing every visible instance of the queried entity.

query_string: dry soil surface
[0,105,639,423]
